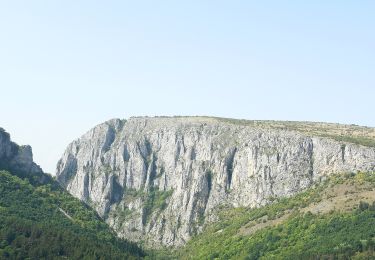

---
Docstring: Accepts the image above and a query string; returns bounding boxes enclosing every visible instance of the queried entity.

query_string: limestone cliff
[56,117,375,248]
[0,127,44,181]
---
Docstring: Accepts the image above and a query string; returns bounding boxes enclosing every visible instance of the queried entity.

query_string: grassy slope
[157,116,375,148]
[176,172,375,259]
[0,170,145,259]
[211,116,375,148]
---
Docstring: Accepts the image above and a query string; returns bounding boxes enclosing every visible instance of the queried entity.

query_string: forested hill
[0,128,145,259]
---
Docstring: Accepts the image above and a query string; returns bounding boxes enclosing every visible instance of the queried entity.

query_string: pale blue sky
[0,1,374,173]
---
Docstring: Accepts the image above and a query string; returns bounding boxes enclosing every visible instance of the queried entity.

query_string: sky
[0,1,374,174]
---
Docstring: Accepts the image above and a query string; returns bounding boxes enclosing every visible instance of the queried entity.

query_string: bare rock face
[56,117,375,248]
[0,128,43,178]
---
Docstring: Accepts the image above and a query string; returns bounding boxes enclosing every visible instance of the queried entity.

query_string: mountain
[0,128,145,259]
[55,116,375,248]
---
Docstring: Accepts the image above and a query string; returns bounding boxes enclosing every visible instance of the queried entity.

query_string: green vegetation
[177,172,375,259]
[143,187,174,224]
[181,205,375,259]
[319,134,375,148]
[0,170,145,259]
[210,116,375,148]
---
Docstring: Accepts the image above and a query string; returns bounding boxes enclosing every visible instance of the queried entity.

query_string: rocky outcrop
[0,127,44,179]
[56,117,375,248]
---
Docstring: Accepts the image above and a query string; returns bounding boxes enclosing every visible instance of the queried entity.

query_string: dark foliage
[0,170,145,259]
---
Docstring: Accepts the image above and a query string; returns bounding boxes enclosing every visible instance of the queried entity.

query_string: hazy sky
[0,1,374,174]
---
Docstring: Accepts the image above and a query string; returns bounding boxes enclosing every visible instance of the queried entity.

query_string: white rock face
[56,117,375,248]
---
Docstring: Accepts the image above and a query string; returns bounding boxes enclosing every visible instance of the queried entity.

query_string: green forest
[0,170,144,259]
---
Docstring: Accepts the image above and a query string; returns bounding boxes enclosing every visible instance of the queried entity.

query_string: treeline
[0,217,141,259]
[0,170,145,259]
